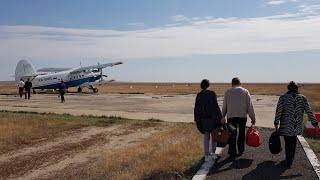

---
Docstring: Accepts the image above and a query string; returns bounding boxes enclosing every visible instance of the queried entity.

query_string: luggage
[304,113,320,138]
[212,124,234,146]
[246,126,262,147]
[269,131,282,154]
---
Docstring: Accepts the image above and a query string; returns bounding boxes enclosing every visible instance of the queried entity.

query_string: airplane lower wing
[80,79,115,88]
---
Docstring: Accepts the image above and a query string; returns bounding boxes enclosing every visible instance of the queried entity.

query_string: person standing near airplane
[59,80,67,103]
[17,79,25,98]
[222,77,256,159]
[24,78,32,100]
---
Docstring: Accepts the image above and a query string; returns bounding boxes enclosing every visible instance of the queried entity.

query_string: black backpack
[269,131,282,154]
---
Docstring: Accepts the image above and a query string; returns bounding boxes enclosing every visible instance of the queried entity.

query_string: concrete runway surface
[0,93,279,128]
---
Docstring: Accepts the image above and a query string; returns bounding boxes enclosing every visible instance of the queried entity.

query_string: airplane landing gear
[77,87,82,93]
[93,88,98,93]
[88,85,98,93]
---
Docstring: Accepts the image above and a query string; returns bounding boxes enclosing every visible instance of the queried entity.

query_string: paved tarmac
[207,128,318,180]
[0,94,278,127]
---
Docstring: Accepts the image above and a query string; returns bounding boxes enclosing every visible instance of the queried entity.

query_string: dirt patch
[45,124,202,180]
[0,133,107,179]
[0,120,168,180]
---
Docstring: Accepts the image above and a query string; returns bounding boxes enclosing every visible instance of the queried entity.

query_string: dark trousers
[228,117,247,155]
[59,92,65,103]
[25,89,31,100]
[284,136,297,166]
[19,87,24,98]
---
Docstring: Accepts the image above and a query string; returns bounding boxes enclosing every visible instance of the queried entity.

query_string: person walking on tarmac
[17,79,25,98]
[194,79,222,162]
[274,81,319,168]
[59,80,67,103]
[222,77,256,159]
[24,78,32,100]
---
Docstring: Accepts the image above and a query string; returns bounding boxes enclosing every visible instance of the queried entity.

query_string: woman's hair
[288,81,299,91]
[200,79,210,90]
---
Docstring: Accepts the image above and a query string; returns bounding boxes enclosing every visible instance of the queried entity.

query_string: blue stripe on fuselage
[33,75,101,89]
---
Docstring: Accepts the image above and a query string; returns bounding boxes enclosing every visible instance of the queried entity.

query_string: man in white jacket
[222,77,256,159]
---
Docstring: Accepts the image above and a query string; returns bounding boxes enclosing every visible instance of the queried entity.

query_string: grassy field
[0,111,120,154]
[51,123,203,180]
[0,111,202,179]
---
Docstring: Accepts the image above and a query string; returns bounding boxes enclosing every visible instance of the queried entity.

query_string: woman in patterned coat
[274,81,319,168]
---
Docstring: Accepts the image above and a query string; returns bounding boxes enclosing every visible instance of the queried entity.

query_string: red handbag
[246,126,262,147]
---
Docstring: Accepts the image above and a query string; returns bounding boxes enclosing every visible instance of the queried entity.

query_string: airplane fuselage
[32,70,101,90]
[15,59,122,91]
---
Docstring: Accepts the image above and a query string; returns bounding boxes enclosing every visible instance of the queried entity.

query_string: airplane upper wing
[37,68,71,73]
[70,61,123,73]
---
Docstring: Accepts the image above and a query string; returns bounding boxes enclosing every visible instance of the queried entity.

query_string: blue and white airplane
[15,60,123,93]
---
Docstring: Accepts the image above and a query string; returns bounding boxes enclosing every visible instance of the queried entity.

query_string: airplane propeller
[97,63,108,83]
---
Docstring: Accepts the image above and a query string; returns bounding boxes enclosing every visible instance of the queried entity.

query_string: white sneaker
[205,155,212,162]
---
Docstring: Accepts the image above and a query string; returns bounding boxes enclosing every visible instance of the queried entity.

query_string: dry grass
[0,111,121,154]
[0,83,17,95]
[101,124,202,180]
[0,111,204,179]
[55,123,203,180]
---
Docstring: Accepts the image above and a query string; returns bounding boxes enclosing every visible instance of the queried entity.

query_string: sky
[0,0,320,82]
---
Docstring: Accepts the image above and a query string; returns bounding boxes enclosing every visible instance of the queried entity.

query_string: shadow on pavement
[241,160,302,180]
[211,158,254,174]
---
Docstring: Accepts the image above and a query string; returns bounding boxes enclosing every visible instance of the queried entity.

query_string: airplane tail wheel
[93,88,98,93]
[77,87,82,93]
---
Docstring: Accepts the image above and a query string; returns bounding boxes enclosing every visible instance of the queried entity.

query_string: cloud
[267,0,297,5]
[171,15,189,22]
[127,22,145,27]
[299,4,320,14]
[1,5,320,60]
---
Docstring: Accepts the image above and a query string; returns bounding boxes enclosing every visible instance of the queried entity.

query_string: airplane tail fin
[15,60,36,83]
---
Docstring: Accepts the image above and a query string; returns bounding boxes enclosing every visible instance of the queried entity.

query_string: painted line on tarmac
[192,147,225,180]
[297,135,320,179]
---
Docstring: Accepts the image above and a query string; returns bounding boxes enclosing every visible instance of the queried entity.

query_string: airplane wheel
[77,87,82,93]
[33,90,37,94]
[93,88,98,93]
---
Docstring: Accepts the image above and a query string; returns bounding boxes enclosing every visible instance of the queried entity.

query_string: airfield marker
[297,135,320,179]
[192,147,225,180]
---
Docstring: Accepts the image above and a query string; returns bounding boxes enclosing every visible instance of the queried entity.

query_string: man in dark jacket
[274,81,319,168]
[194,79,222,161]
[24,78,32,100]
[59,80,67,103]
